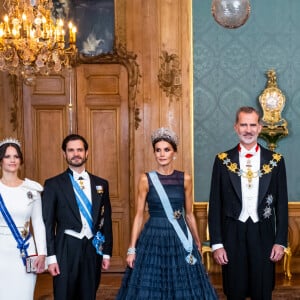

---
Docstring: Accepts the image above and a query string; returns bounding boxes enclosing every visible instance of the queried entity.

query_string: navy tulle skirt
[116,216,218,300]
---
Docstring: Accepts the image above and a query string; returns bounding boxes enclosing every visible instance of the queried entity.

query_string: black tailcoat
[42,169,113,299]
[209,144,288,247]
[208,144,288,298]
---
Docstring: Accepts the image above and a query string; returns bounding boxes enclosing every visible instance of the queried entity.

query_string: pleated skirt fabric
[116,216,218,300]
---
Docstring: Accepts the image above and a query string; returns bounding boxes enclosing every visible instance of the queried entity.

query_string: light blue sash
[0,193,31,265]
[69,174,93,233]
[148,171,197,265]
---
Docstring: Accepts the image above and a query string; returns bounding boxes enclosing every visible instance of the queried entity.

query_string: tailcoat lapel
[228,147,242,202]
[89,174,102,227]
[60,171,82,223]
[258,148,272,205]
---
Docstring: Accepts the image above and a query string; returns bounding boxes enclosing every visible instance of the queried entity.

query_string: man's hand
[270,244,285,262]
[102,258,110,270]
[213,247,229,265]
[48,263,60,276]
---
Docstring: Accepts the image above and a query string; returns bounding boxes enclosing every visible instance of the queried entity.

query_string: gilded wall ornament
[158,51,182,100]
[258,69,288,151]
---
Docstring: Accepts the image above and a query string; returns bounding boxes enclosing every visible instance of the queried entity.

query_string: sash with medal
[0,193,31,265]
[148,171,197,265]
[69,174,105,255]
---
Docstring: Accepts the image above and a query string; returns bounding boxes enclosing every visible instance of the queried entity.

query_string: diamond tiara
[151,127,179,146]
[0,137,21,148]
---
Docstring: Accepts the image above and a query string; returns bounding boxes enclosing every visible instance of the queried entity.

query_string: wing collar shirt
[238,143,260,223]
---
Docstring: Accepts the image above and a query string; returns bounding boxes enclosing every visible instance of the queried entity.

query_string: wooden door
[22,64,130,271]
[76,64,130,271]
[23,74,71,181]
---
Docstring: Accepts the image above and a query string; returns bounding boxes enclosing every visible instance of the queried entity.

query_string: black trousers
[53,235,102,300]
[222,218,275,300]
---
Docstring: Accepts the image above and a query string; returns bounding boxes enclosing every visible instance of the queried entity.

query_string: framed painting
[52,0,115,56]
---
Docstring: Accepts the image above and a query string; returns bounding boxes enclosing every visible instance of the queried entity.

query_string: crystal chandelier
[211,0,251,29]
[0,0,77,84]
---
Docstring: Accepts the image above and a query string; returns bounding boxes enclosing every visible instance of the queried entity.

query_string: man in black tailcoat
[42,134,113,300]
[208,106,288,300]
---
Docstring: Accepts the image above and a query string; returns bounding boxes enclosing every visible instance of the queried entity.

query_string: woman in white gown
[0,138,47,300]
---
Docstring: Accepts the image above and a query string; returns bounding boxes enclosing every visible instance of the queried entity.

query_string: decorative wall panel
[193,0,300,201]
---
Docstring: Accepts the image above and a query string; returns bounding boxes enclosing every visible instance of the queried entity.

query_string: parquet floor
[34,272,300,299]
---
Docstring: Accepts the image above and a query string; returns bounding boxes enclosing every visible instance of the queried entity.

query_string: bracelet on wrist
[127,247,136,255]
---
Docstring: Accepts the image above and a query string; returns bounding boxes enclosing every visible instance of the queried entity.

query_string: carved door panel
[76,64,130,271]
[23,74,72,182]
[22,64,130,271]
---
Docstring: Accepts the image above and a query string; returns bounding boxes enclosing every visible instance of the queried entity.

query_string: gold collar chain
[218,152,282,185]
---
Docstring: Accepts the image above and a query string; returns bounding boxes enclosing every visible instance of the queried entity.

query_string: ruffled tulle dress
[116,170,218,299]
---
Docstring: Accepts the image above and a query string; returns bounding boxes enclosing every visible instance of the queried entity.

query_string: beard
[238,133,258,145]
[66,155,87,167]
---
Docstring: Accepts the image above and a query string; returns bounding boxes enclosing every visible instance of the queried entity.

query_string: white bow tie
[74,171,88,180]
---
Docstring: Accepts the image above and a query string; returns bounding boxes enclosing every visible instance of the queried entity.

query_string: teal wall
[193,0,300,202]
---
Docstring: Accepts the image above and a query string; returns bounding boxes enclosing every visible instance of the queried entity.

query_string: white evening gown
[0,178,47,300]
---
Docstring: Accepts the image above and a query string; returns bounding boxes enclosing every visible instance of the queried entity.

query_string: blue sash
[0,193,31,265]
[69,174,93,233]
[148,171,197,265]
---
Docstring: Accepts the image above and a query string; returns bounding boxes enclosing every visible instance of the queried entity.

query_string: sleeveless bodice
[146,170,184,218]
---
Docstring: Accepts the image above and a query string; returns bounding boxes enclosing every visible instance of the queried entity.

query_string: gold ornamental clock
[258,69,288,151]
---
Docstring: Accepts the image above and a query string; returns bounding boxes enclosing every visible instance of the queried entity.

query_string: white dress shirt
[238,144,260,223]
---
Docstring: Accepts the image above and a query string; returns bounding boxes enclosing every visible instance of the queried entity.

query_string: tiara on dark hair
[0,137,21,148]
[151,127,178,146]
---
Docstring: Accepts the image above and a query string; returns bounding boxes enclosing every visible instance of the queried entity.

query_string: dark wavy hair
[0,143,23,164]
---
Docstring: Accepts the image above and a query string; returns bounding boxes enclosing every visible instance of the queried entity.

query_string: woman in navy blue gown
[116,128,218,300]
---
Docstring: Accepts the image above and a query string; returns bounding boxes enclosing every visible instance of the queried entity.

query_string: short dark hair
[235,106,261,124]
[61,134,89,152]
[0,143,23,164]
